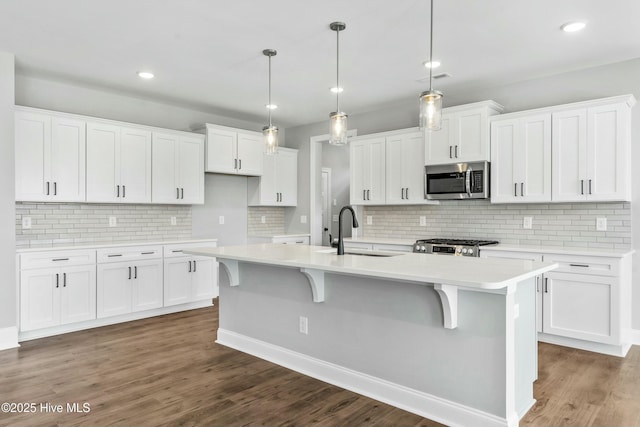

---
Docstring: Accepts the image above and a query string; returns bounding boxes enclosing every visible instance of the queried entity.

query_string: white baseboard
[538,333,631,357]
[0,326,20,351]
[217,328,515,427]
[19,300,213,342]
[630,329,640,346]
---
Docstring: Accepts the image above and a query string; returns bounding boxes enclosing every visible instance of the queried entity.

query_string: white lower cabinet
[481,248,631,355]
[97,257,163,318]
[20,265,96,331]
[163,242,219,307]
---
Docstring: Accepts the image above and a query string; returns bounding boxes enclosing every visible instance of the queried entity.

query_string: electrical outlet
[299,316,308,335]
[261,215,266,224]
[22,217,32,229]
[523,217,533,229]
[333,199,337,206]
[109,216,117,227]
[596,217,607,231]
[332,214,339,222]
[366,216,373,225]
[419,216,427,227]
[219,216,225,225]
[301,215,307,224]
[170,216,176,226]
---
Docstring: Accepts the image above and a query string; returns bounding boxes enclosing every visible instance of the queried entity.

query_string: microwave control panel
[471,170,484,193]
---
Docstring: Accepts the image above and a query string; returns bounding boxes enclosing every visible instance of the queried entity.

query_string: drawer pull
[108,254,123,257]
[569,263,590,268]
[141,252,155,255]
[128,266,132,280]
[544,278,549,293]
[52,258,69,261]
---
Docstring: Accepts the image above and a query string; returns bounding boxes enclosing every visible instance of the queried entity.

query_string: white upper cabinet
[491,114,552,203]
[425,101,503,165]
[152,132,205,204]
[552,98,633,202]
[86,123,152,203]
[205,124,263,176]
[385,131,426,204]
[15,109,86,202]
[350,137,386,205]
[248,148,298,206]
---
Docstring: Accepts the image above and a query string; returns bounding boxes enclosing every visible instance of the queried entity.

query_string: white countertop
[344,237,416,246]
[484,244,634,258]
[16,238,218,253]
[248,233,311,238]
[186,243,557,290]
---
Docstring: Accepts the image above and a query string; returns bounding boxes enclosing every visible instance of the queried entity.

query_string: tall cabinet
[15,109,86,202]
[385,131,425,204]
[350,137,386,205]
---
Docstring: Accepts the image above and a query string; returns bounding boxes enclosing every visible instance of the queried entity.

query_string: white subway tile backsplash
[247,206,285,235]
[16,202,192,247]
[362,200,631,250]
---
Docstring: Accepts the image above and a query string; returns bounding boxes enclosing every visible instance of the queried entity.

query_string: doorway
[321,168,332,246]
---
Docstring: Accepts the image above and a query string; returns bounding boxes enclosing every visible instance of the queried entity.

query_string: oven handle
[465,169,472,198]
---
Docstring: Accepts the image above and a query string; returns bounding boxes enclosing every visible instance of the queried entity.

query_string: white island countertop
[187,243,557,291]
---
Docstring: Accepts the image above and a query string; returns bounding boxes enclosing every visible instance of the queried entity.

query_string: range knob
[421,246,426,252]
[462,248,468,254]
[468,248,474,255]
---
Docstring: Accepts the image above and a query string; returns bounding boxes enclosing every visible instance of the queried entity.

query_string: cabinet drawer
[343,242,374,251]
[543,254,619,277]
[372,243,413,253]
[20,249,96,269]
[272,236,310,245]
[164,241,218,258]
[97,246,162,263]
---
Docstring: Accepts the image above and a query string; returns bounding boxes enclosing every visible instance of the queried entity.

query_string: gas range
[413,238,499,257]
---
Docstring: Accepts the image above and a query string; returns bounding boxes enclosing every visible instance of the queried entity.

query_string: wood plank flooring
[0,302,638,427]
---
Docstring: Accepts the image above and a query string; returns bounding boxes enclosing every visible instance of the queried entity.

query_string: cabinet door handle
[56,273,59,288]
[363,190,366,201]
[239,159,242,170]
[117,185,120,198]
[521,182,524,197]
[188,260,192,273]
[123,185,126,198]
[193,260,197,272]
[46,181,50,195]
[544,277,549,293]
[406,188,409,199]
[234,158,238,169]
[367,189,370,200]
[449,146,452,158]
[176,188,180,199]
[63,272,66,287]
[535,276,540,292]
[128,266,132,280]
[455,145,458,158]
[514,183,518,197]
[181,188,184,199]
[134,266,137,279]
[54,182,57,195]
[581,179,584,195]
[569,263,590,268]
[589,179,592,195]
[401,188,405,199]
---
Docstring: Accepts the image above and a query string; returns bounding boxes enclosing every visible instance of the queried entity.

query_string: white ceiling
[1,0,639,128]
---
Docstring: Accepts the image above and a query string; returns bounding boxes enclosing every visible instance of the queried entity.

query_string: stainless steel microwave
[424,161,490,200]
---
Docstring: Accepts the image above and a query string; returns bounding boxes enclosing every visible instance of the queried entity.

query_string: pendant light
[329,22,348,145]
[419,0,443,131]
[262,49,278,154]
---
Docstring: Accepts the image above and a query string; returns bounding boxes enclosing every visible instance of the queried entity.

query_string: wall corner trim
[0,326,20,351]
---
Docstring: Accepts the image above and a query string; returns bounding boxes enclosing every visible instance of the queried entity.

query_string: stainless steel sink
[316,248,403,257]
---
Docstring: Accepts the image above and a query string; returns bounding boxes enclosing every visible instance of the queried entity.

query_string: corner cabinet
[15,109,86,202]
[86,122,152,203]
[490,113,552,203]
[425,101,503,165]
[152,132,205,204]
[205,124,263,176]
[248,147,298,206]
[350,137,386,205]
[163,242,219,307]
[552,100,633,202]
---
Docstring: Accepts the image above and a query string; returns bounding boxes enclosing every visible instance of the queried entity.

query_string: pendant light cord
[268,54,272,127]
[336,27,340,112]
[429,0,434,92]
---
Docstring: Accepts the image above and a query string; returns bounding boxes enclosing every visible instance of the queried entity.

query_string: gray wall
[322,143,351,240]
[0,52,16,330]
[284,58,640,329]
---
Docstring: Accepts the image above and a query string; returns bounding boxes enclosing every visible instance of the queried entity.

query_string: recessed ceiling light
[330,87,344,94]
[423,60,441,69]
[137,71,155,79]
[266,104,278,110]
[561,22,586,32]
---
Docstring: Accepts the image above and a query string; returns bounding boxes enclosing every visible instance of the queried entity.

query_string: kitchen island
[186,244,557,427]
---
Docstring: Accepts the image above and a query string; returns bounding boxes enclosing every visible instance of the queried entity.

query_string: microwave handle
[466,169,472,197]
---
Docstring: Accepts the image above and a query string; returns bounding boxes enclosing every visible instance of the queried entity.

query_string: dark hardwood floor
[0,302,638,427]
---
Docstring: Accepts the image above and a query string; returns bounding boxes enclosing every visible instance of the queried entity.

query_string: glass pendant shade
[263,125,279,154]
[419,89,443,131]
[329,111,348,145]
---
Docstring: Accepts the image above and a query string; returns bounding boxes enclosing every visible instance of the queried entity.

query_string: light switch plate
[261,215,266,224]
[419,216,427,227]
[596,217,607,231]
[332,215,339,222]
[301,215,307,224]
[333,199,337,206]
[219,216,225,225]
[22,217,31,229]
[109,216,117,227]
[366,216,373,225]
[523,217,533,229]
